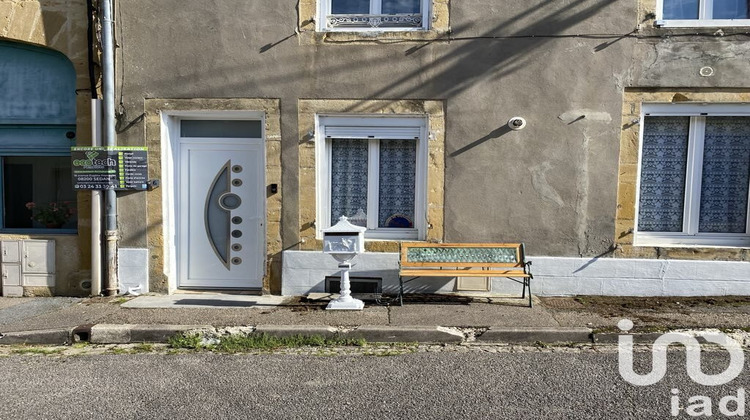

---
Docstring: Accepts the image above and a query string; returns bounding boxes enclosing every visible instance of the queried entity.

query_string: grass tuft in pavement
[11,346,64,356]
[167,333,203,349]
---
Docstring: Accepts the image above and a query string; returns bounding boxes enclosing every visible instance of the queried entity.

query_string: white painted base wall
[281,250,750,297]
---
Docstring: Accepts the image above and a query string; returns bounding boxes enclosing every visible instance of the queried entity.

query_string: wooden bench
[398,242,533,307]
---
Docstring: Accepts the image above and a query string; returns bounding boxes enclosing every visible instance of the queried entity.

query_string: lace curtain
[639,116,750,234]
[330,139,368,227]
[378,139,416,228]
[330,138,416,229]
[638,116,690,232]
[331,0,421,14]
[699,117,750,233]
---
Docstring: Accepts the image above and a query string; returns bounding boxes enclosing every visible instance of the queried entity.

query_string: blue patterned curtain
[378,139,416,228]
[699,117,750,233]
[638,116,690,232]
[330,139,368,227]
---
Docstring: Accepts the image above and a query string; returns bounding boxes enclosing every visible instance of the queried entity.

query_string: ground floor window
[2,155,76,230]
[636,103,750,247]
[317,115,427,240]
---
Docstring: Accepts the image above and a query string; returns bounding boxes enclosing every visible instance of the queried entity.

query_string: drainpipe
[91,100,103,297]
[87,0,102,296]
[101,0,118,296]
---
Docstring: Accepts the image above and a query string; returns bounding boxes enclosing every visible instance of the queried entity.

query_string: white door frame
[160,110,266,293]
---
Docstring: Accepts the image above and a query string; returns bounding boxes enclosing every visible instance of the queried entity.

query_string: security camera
[508,117,526,131]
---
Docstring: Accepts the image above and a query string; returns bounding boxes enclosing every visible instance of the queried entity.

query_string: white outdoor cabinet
[2,241,21,263]
[1,240,55,297]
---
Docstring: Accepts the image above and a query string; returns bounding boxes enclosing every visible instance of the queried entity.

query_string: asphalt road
[1,348,746,419]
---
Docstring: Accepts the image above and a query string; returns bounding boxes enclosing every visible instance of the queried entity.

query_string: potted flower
[25,201,75,228]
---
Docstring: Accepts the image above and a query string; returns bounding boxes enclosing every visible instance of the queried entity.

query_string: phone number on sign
[74,184,117,189]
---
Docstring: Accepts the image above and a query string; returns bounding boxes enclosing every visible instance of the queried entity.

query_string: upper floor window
[657,0,750,26]
[635,103,750,247]
[318,0,430,31]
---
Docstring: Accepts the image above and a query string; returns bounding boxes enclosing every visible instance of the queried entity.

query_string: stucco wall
[112,0,750,294]
[116,0,635,255]
[632,0,750,89]
[1,0,93,296]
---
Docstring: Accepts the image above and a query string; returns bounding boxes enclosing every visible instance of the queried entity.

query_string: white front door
[177,122,264,289]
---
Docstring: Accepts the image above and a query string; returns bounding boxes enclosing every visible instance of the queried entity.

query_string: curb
[593,332,664,344]
[5,324,726,346]
[255,325,340,338]
[348,326,464,343]
[89,324,210,344]
[476,327,593,344]
[0,328,73,345]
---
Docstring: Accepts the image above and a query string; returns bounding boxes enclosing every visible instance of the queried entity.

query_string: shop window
[318,0,429,31]
[0,41,77,232]
[316,116,427,240]
[635,103,750,247]
[3,156,76,229]
[657,0,750,26]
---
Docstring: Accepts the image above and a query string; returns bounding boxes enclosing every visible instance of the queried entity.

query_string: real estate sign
[71,146,148,190]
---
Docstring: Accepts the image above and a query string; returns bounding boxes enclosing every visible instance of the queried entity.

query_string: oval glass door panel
[219,192,242,211]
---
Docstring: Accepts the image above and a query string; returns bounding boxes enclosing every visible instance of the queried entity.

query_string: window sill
[365,229,420,241]
[315,234,421,242]
[634,234,750,249]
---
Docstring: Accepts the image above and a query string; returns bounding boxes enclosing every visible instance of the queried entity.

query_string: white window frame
[317,0,430,32]
[656,0,750,27]
[315,115,428,241]
[634,103,750,248]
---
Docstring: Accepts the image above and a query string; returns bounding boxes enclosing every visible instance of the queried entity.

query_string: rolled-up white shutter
[324,125,421,139]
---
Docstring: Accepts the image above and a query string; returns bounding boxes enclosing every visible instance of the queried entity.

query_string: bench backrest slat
[400,242,526,268]
[401,262,524,268]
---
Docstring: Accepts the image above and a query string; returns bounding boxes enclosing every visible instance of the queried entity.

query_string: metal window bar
[327,13,423,28]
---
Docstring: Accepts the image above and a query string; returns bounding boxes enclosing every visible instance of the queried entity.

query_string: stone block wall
[1,0,93,296]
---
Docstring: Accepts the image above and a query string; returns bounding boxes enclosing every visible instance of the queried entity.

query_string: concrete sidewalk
[1,293,750,345]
